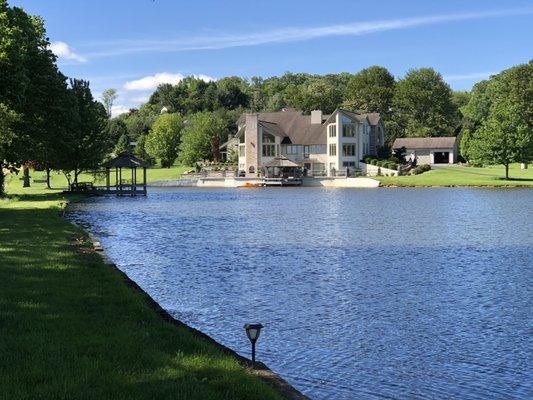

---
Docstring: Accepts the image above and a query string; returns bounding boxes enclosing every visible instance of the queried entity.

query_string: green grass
[7,164,191,192]
[376,163,533,187]
[0,184,282,400]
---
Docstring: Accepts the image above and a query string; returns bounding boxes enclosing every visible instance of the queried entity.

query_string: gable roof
[392,137,457,150]
[104,152,148,168]
[236,108,382,145]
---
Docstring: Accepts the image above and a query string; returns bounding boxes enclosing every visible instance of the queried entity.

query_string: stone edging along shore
[79,228,309,400]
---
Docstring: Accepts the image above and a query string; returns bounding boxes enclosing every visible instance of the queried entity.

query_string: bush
[411,164,431,175]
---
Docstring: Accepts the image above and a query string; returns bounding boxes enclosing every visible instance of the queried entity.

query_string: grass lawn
[9,164,192,192]
[376,163,533,187]
[0,182,282,400]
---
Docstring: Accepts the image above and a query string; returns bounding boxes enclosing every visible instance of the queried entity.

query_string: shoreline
[73,213,308,400]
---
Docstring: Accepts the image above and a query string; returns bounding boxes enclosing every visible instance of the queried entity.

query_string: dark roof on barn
[103,152,148,168]
[235,108,382,146]
[392,137,457,150]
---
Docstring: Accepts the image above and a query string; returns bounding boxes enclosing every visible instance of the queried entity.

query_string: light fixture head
[244,323,263,342]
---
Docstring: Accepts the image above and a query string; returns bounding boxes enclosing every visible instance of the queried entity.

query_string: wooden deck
[262,178,303,187]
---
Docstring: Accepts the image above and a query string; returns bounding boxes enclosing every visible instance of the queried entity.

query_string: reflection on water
[68,188,533,399]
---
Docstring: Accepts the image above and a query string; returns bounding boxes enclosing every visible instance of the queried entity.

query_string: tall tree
[392,68,458,138]
[55,79,108,186]
[0,1,71,189]
[145,113,183,168]
[101,88,118,118]
[343,66,395,115]
[0,103,19,196]
[469,62,533,178]
[179,111,226,165]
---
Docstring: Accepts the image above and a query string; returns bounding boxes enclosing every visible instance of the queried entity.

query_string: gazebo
[101,152,148,196]
[263,156,302,179]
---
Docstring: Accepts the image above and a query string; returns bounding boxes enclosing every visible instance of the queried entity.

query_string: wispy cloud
[444,72,497,82]
[123,72,214,91]
[81,8,533,58]
[50,41,87,63]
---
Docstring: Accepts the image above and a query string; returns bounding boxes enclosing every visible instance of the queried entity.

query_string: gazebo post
[143,167,147,194]
[119,167,122,195]
[115,167,118,191]
[131,166,135,196]
[106,167,110,192]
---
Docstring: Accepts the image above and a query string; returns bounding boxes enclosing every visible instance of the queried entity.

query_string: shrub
[411,164,431,175]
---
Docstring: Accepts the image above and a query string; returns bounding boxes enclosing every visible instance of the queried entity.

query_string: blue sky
[11,0,533,115]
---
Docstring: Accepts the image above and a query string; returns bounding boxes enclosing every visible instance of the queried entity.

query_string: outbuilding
[392,137,458,165]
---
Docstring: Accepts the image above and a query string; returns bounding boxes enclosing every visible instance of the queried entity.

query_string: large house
[221,108,385,177]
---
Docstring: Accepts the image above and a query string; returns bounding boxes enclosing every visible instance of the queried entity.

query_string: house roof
[263,156,301,168]
[103,152,148,168]
[392,137,457,150]
[236,108,382,146]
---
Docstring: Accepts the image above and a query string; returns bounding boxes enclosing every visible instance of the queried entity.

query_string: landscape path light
[244,323,263,366]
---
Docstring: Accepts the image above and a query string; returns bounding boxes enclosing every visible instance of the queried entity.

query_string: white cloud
[84,8,533,58]
[123,73,214,91]
[444,72,496,82]
[111,104,131,117]
[50,41,87,63]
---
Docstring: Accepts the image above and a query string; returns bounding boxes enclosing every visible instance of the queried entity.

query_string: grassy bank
[377,164,533,187]
[0,184,282,399]
[6,164,191,192]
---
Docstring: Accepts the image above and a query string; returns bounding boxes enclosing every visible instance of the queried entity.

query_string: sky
[10,0,533,115]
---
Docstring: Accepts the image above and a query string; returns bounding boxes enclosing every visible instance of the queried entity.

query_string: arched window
[248,166,255,174]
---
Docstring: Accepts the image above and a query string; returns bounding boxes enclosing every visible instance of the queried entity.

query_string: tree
[0,1,72,189]
[55,79,108,187]
[344,66,395,115]
[0,103,19,196]
[114,133,132,155]
[392,68,458,138]
[145,113,183,168]
[104,118,128,147]
[459,129,473,163]
[461,80,491,132]
[101,88,118,118]
[179,112,226,165]
[469,106,530,179]
[468,62,533,178]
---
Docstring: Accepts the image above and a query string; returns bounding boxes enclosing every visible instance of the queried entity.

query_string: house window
[249,166,255,174]
[309,145,326,154]
[342,144,356,156]
[312,163,325,174]
[328,124,336,138]
[303,145,309,158]
[262,132,276,157]
[329,143,337,156]
[342,124,356,137]
[239,144,245,157]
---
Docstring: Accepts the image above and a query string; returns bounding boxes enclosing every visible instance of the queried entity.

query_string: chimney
[311,110,323,124]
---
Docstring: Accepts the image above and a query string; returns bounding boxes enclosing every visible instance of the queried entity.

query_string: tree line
[117,62,531,177]
[0,1,109,195]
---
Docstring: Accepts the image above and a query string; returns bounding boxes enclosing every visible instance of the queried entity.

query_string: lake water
[67,188,533,399]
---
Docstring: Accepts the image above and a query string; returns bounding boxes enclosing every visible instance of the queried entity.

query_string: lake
[67,187,533,399]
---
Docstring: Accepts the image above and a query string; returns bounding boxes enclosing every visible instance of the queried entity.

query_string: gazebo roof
[103,152,148,168]
[263,156,301,168]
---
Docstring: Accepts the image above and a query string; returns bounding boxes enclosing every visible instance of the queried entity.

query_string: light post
[244,323,263,367]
